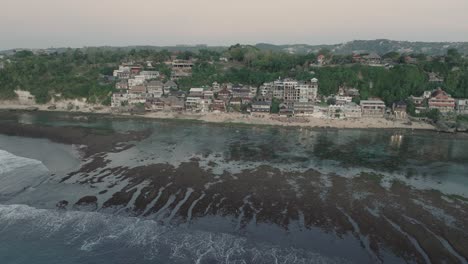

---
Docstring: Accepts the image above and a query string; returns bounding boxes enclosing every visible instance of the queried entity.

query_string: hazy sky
[1,0,468,49]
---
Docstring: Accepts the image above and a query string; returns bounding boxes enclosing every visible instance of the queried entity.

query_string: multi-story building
[185,97,211,112]
[185,97,201,111]
[456,99,468,115]
[361,99,386,117]
[264,78,318,102]
[251,101,271,113]
[139,71,160,80]
[293,102,314,116]
[343,103,362,118]
[211,100,226,112]
[111,93,129,108]
[231,87,251,99]
[163,80,178,93]
[203,90,214,99]
[335,96,353,105]
[115,80,129,90]
[171,60,193,81]
[428,88,455,113]
[189,88,204,97]
[128,77,146,87]
[113,66,131,79]
[147,80,164,98]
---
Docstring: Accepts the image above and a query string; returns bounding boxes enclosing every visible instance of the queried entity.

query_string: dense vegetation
[1,45,467,105]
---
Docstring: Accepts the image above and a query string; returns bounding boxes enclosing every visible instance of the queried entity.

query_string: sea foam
[0,204,349,264]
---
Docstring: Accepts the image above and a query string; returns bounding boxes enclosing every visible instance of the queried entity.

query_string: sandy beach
[0,100,435,130]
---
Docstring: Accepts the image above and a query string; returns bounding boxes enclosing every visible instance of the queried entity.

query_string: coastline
[0,101,436,131]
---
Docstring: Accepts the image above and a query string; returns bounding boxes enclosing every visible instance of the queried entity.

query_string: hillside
[256,39,468,55]
[2,39,468,56]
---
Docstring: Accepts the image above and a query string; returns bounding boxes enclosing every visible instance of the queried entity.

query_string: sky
[1,0,468,50]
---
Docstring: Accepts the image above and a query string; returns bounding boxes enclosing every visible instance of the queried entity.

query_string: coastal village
[1,49,468,131]
[107,55,468,124]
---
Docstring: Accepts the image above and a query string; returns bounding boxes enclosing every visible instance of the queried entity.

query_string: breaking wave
[0,150,49,198]
[0,204,349,264]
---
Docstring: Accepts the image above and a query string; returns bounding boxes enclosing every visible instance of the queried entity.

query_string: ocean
[0,111,467,263]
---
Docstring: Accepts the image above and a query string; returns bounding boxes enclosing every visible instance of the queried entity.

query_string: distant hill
[255,39,468,55]
[2,39,468,56]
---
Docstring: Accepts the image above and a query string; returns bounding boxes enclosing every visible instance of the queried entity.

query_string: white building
[113,66,131,79]
[139,71,160,80]
[111,93,129,107]
[343,103,362,118]
[455,99,468,115]
[128,77,146,87]
[335,96,353,105]
[361,100,386,117]
[185,97,211,112]
[189,88,204,97]
[147,80,164,98]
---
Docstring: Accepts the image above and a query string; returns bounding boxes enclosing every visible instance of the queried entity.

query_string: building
[230,97,242,107]
[145,98,165,111]
[130,66,142,75]
[171,70,192,80]
[328,104,344,119]
[279,104,294,117]
[456,99,468,115]
[171,60,193,81]
[113,66,131,79]
[335,96,353,105]
[171,60,194,70]
[338,86,360,97]
[128,85,147,95]
[293,102,314,116]
[217,88,231,101]
[111,93,129,108]
[392,101,408,119]
[163,80,178,93]
[276,78,318,103]
[115,80,129,90]
[139,71,160,80]
[203,90,214,99]
[251,101,271,113]
[163,96,185,112]
[212,82,221,92]
[231,87,251,99]
[343,103,362,118]
[211,100,226,112]
[428,88,455,113]
[259,84,272,97]
[362,53,382,65]
[428,72,444,83]
[361,99,386,117]
[189,88,204,97]
[185,97,211,112]
[185,97,202,111]
[128,77,145,87]
[147,80,164,98]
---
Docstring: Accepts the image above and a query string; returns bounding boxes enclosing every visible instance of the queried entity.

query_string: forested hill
[3,39,467,56]
[1,46,467,106]
[256,40,468,56]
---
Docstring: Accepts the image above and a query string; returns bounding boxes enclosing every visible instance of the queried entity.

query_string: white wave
[0,204,350,264]
[0,150,50,198]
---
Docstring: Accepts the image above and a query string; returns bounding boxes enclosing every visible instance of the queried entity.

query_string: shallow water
[1,111,467,263]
